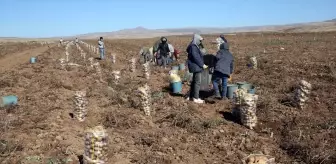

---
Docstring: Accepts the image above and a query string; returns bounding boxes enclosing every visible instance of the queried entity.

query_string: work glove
[203,64,208,69]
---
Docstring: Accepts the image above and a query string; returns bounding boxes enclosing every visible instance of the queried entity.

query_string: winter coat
[214,43,234,76]
[158,42,170,57]
[186,34,205,73]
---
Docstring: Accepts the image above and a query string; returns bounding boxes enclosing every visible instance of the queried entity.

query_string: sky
[0,0,335,38]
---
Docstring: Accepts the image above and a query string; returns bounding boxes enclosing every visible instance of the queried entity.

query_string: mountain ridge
[1,19,336,40]
[74,19,336,39]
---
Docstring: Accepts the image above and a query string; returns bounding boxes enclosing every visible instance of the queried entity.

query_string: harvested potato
[255,155,268,164]
[246,156,255,163]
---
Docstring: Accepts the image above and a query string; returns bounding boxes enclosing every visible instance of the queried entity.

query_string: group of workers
[66,34,234,104]
[186,34,234,104]
[138,37,181,68]
[59,37,105,60]
[140,34,234,104]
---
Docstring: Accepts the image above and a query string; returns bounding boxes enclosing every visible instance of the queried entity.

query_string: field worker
[152,38,162,64]
[199,40,207,55]
[149,47,154,63]
[186,34,208,104]
[212,42,234,100]
[138,47,154,64]
[98,37,105,60]
[215,34,227,50]
[157,37,170,69]
[153,38,162,55]
[75,38,79,44]
[168,43,175,60]
[59,38,63,45]
[173,48,181,61]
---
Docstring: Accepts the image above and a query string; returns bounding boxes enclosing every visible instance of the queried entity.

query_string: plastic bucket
[226,84,238,99]
[167,58,173,64]
[237,82,253,91]
[179,63,185,70]
[30,57,36,64]
[170,81,182,93]
[172,66,179,70]
[0,95,18,108]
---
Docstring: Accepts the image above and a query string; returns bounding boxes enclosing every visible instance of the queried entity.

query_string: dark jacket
[187,34,204,73]
[214,43,234,76]
[158,42,170,57]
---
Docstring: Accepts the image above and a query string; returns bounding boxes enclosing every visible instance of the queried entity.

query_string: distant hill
[74,19,336,39]
[1,19,336,40]
[325,18,336,22]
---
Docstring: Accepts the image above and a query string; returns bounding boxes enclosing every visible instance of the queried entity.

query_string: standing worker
[215,34,227,50]
[157,37,170,69]
[186,34,208,104]
[152,38,162,64]
[173,48,180,61]
[98,37,105,60]
[168,43,175,62]
[138,47,154,64]
[59,38,63,46]
[75,38,79,45]
[212,42,234,100]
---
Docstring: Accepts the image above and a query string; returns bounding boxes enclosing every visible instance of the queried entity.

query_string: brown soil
[0,46,53,73]
[0,32,335,164]
[0,42,46,58]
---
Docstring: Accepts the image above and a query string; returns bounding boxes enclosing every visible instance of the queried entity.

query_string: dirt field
[0,32,335,164]
[0,42,47,58]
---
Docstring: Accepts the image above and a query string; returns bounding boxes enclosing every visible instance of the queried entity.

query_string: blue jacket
[214,43,234,76]
[187,34,204,73]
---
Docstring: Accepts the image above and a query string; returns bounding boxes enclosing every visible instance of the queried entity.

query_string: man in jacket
[98,37,105,60]
[212,42,234,99]
[157,37,170,68]
[186,34,208,104]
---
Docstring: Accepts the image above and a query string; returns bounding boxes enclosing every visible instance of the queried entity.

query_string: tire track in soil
[0,45,54,73]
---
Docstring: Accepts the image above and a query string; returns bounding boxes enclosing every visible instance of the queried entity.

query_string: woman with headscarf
[212,42,234,100]
[186,34,208,104]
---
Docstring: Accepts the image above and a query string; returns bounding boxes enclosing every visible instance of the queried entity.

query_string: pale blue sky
[0,0,335,38]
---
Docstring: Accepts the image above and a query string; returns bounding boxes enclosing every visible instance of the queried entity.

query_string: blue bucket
[30,57,36,64]
[172,66,179,70]
[237,82,253,91]
[226,84,238,99]
[248,86,256,94]
[167,58,173,64]
[170,81,182,93]
[179,63,185,70]
[0,95,18,108]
